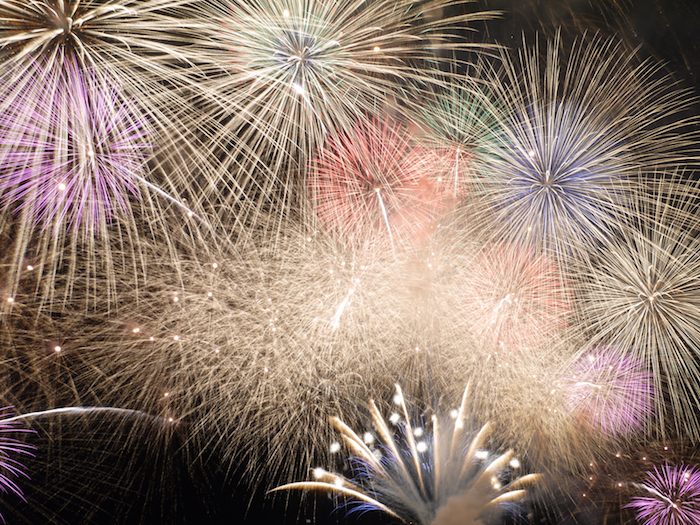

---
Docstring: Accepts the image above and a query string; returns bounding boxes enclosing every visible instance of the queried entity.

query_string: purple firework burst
[0,57,149,235]
[564,348,653,437]
[0,407,34,520]
[628,464,700,525]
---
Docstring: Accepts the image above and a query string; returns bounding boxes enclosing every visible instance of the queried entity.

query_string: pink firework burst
[0,407,34,518]
[565,348,654,437]
[0,58,149,235]
[462,243,571,350]
[309,117,453,247]
[628,464,700,525]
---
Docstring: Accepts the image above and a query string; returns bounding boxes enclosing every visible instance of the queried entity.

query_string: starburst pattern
[577,178,700,439]
[310,117,453,247]
[628,464,700,525]
[418,75,500,199]
[563,348,654,438]
[0,0,206,307]
[473,34,698,260]
[0,60,149,233]
[0,3,699,522]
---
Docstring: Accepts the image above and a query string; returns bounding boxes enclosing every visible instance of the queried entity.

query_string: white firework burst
[273,384,540,525]
[576,175,700,439]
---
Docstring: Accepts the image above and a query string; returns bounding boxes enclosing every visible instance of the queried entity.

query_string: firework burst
[563,348,654,438]
[0,0,207,308]
[310,117,453,248]
[273,384,540,525]
[188,0,498,219]
[628,464,700,525]
[576,177,700,439]
[0,60,149,234]
[458,241,571,351]
[15,215,604,483]
[417,74,500,200]
[31,225,430,486]
[472,34,699,261]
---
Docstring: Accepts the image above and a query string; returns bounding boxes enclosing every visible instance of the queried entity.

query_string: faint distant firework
[578,177,700,440]
[419,75,501,199]
[628,464,700,525]
[461,242,570,351]
[274,384,540,525]
[563,348,653,438]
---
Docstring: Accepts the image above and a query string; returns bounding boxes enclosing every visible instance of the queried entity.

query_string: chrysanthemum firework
[310,117,454,248]
[0,0,202,184]
[188,0,498,217]
[0,0,207,308]
[562,348,653,438]
[472,34,699,262]
[0,60,149,234]
[576,177,700,440]
[627,464,700,525]
[274,384,540,525]
[417,74,501,200]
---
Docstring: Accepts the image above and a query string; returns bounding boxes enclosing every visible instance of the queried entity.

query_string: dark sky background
[5,1,699,524]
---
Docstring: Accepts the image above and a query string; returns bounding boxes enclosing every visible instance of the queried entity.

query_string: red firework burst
[309,117,453,247]
[463,243,571,351]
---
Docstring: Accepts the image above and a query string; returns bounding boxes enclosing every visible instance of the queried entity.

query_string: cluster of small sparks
[0,1,698,524]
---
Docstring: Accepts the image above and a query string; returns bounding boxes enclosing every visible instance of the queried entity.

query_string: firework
[187,0,498,219]
[310,117,453,248]
[0,59,149,234]
[563,348,653,438]
[471,34,699,262]
[273,385,540,525]
[628,464,700,525]
[28,225,425,486]
[576,177,700,440]
[7,213,603,484]
[0,407,34,519]
[458,242,571,351]
[417,74,500,200]
[0,0,208,308]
